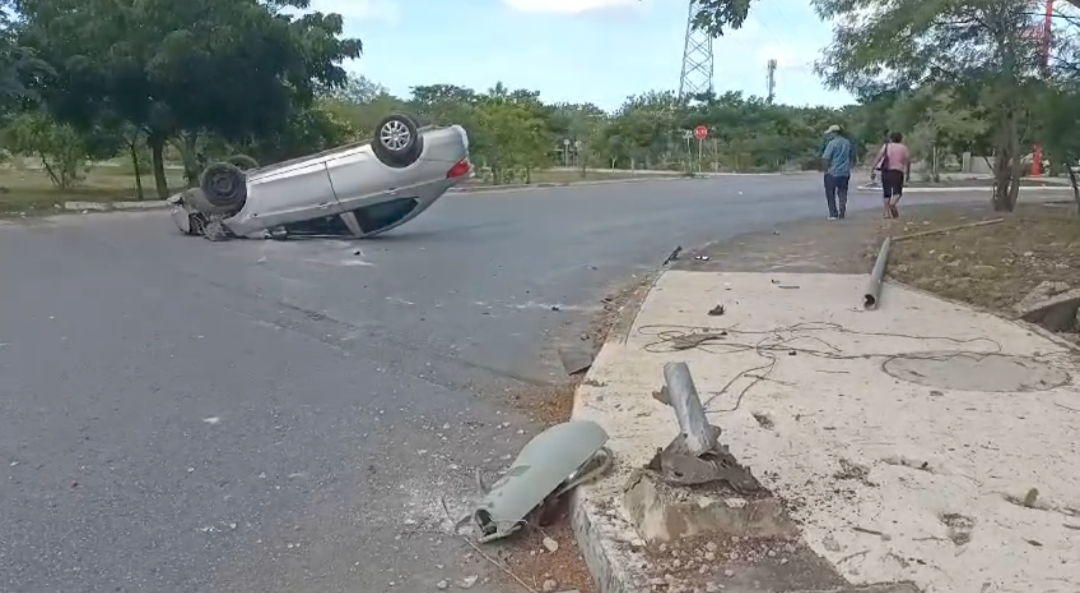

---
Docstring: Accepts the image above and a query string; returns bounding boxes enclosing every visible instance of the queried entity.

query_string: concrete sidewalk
[571,271,1080,593]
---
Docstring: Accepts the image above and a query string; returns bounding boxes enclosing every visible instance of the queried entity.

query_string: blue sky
[309,0,853,110]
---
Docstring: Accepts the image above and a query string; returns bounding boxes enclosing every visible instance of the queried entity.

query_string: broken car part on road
[647,362,763,493]
[863,236,892,310]
[471,420,612,543]
[169,113,472,242]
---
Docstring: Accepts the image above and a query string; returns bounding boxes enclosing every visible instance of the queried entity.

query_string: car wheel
[203,220,231,242]
[227,154,259,171]
[372,113,423,168]
[198,162,248,216]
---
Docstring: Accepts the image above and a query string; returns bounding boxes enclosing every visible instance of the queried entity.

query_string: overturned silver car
[169,114,471,241]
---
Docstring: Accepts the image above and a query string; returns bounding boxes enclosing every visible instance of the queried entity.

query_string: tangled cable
[636,321,1005,413]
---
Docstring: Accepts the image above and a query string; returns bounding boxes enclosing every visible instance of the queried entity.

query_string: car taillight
[446,159,471,179]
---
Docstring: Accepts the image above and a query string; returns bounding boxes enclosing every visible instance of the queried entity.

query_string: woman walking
[871,132,911,218]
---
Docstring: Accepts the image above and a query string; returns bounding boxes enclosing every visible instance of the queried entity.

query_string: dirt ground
[885,203,1080,321]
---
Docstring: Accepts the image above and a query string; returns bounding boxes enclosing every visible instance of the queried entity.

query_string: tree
[1036,82,1080,211]
[408,84,479,127]
[691,0,755,36]
[1,110,111,188]
[237,102,357,165]
[472,89,552,184]
[887,86,989,181]
[321,75,408,138]
[811,0,1042,211]
[15,0,361,198]
[690,0,1046,209]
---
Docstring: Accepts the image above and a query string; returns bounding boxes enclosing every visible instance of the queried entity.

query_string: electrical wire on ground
[636,322,1005,413]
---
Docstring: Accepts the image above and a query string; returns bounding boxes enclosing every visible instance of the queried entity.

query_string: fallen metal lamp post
[863,236,892,310]
[647,362,762,493]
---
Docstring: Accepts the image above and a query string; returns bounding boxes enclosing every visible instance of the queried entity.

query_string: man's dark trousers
[823,173,850,218]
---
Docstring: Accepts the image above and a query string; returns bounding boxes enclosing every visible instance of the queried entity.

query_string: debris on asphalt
[694,255,710,261]
[458,575,479,589]
[472,420,612,543]
[707,304,725,316]
[557,345,594,376]
[663,245,683,265]
[769,278,800,289]
[436,579,449,590]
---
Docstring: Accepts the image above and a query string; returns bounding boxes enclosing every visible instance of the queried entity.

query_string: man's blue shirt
[822,136,853,177]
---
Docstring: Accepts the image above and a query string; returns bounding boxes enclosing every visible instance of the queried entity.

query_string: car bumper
[168,194,197,234]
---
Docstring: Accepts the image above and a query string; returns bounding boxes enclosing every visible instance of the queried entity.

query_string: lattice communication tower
[679,1,715,100]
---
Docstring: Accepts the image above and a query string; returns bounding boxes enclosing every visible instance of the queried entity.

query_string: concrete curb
[856,184,1071,193]
[570,486,646,593]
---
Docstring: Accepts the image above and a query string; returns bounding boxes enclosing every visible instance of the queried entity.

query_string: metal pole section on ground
[662,362,716,455]
[863,236,892,310]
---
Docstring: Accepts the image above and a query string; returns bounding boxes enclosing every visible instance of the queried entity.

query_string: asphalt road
[0,175,980,593]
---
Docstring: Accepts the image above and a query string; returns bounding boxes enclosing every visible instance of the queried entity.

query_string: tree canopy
[1,0,1079,212]
[11,0,361,196]
[690,0,1080,211]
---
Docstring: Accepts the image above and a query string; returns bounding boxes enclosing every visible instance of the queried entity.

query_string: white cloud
[309,0,399,22]
[501,0,645,14]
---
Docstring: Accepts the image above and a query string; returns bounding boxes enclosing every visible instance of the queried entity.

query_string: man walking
[821,124,854,220]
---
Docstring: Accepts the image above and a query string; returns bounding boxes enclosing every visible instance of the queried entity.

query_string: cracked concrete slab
[570,271,1080,593]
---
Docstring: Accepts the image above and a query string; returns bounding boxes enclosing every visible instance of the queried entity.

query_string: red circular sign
[694,125,708,140]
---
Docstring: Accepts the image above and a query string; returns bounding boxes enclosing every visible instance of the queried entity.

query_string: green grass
[0,164,187,215]
[468,168,684,187]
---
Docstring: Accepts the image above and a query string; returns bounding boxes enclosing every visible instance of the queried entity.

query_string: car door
[323,146,398,207]
[242,160,343,228]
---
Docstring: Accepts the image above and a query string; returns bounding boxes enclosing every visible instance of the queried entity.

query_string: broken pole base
[624,471,798,544]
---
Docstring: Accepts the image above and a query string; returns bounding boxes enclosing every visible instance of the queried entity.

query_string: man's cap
[825,124,842,135]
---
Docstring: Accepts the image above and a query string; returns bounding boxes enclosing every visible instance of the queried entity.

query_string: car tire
[203,220,231,242]
[198,162,248,216]
[227,154,259,171]
[372,113,423,168]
